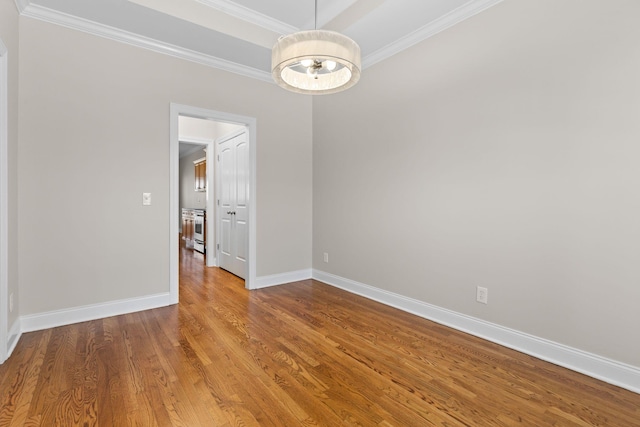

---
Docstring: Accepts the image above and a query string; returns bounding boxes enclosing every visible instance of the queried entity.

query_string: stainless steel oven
[193,210,206,253]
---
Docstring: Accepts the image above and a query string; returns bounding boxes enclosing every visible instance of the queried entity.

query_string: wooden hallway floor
[1,246,639,426]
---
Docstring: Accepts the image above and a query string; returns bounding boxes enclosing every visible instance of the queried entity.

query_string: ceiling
[16,0,504,83]
[179,142,206,159]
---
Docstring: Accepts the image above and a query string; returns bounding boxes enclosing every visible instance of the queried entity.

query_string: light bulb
[301,59,314,67]
[307,67,318,79]
[324,60,337,71]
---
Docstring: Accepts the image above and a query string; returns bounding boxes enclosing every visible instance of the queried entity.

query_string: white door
[218,130,248,278]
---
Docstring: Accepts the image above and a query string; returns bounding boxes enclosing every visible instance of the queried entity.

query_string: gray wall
[0,0,20,332]
[179,149,207,213]
[17,16,312,315]
[313,0,640,367]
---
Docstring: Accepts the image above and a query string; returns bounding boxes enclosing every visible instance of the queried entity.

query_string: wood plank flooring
[1,246,639,426]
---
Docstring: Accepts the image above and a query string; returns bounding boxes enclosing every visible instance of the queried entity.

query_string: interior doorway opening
[177,116,243,268]
[170,104,257,305]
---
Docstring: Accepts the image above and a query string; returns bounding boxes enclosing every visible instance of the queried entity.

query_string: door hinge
[217,243,220,250]
[217,155,220,161]
[217,199,220,206]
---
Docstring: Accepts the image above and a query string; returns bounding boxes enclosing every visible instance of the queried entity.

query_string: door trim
[170,103,257,301]
[0,38,9,363]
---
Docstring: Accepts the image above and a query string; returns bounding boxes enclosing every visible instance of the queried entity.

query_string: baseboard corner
[253,269,312,289]
[5,318,22,360]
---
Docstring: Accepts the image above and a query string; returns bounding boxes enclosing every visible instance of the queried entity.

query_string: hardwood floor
[1,247,639,426]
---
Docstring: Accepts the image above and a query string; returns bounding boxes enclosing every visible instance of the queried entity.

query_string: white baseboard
[6,318,21,359]
[312,269,640,395]
[253,269,312,289]
[20,292,174,333]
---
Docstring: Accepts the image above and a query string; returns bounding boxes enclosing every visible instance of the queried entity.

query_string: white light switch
[142,193,151,206]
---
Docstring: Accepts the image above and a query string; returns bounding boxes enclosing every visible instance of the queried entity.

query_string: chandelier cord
[314,0,318,30]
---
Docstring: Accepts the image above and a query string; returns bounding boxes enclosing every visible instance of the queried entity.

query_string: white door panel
[221,219,232,256]
[236,140,248,206]
[217,130,248,279]
[236,220,247,263]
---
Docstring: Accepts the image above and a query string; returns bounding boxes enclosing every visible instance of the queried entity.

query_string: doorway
[177,119,213,262]
[169,103,257,304]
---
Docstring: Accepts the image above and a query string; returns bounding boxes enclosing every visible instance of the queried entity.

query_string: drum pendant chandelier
[271,1,361,95]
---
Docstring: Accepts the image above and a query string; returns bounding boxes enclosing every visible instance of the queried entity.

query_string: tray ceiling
[16,0,504,83]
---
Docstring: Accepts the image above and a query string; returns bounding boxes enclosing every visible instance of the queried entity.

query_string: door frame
[170,103,257,303]
[0,38,9,363]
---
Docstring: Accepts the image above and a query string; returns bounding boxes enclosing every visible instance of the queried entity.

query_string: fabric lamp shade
[272,30,361,95]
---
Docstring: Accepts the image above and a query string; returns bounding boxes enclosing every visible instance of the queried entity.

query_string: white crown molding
[196,0,298,35]
[14,0,28,13]
[179,136,213,145]
[312,269,640,395]
[20,292,173,333]
[362,0,505,69]
[18,2,273,83]
[16,0,506,82]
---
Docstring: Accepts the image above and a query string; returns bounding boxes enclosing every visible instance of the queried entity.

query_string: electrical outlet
[476,286,488,304]
[9,293,13,313]
[323,252,329,263]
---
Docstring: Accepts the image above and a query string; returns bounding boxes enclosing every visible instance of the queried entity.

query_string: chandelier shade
[272,30,361,95]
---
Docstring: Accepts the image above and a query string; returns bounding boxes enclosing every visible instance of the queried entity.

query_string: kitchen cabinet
[182,208,206,253]
[194,158,206,192]
[182,209,194,248]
